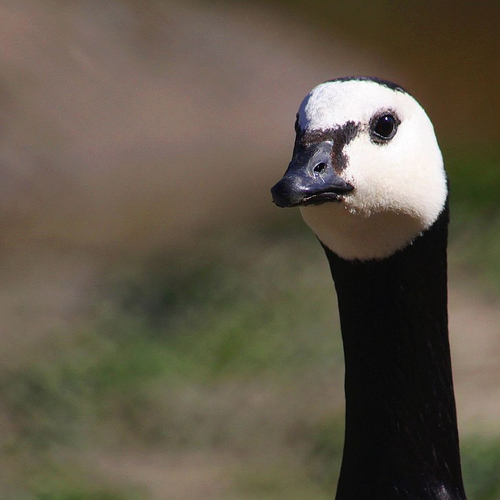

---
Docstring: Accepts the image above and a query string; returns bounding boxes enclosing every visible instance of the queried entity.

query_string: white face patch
[296,79,447,261]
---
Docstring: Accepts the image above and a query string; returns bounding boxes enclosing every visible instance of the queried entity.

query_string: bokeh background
[0,1,499,499]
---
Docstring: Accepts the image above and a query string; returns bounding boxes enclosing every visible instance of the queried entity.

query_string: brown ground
[450,282,500,434]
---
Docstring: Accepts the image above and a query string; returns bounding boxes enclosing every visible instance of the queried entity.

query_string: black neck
[324,204,467,500]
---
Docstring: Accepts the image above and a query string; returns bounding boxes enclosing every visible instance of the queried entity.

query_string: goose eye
[372,114,397,141]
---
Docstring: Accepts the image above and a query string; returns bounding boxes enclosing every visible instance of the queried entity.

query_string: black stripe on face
[294,121,360,173]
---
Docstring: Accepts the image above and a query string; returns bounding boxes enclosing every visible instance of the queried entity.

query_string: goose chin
[299,192,345,206]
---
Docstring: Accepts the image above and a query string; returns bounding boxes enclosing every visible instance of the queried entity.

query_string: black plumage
[325,200,466,500]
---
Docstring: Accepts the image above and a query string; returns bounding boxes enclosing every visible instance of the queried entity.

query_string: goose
[271,77,467,500]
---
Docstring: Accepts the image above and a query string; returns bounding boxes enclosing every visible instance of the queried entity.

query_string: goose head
[271,77,447,261]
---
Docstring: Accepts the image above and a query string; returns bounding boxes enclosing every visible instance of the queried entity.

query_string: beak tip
[271,179,299,208]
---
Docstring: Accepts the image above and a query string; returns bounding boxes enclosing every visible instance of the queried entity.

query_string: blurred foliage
[462,437,500,500]
[446,145,500,216]
[306,415,344,492]
[231,464,332,500]
[35,492,135,500]
[446,145,500,289]
[0,226,343,495]
[1,219,500,497]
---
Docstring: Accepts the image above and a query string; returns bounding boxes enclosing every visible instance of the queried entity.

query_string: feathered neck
[323,203,467,500]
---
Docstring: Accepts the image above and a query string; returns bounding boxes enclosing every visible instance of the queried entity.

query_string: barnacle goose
[271,77,467,500]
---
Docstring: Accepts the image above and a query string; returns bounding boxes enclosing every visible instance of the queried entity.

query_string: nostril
[314,162,326,174]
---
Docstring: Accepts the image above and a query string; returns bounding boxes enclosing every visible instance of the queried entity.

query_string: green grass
[446,145,500,215]
[35,491,135,500]
[0,224,344,496]
[230,463,333,500]
[446,144,500,290]
[2,202,500,497]
[462,437,500,500]
[0,224,498,499]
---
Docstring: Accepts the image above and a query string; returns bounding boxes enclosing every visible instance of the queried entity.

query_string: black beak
[271,140,354,208]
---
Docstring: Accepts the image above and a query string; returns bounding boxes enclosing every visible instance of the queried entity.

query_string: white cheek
[300,119,447,261]
[300,204,428,261]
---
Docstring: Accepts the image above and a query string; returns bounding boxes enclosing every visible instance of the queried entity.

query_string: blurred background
[0,1,499,498]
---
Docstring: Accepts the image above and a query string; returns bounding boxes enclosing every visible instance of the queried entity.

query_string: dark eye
[371,114,398,141]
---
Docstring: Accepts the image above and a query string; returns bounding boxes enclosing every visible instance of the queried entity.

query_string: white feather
[297,79,447,260]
